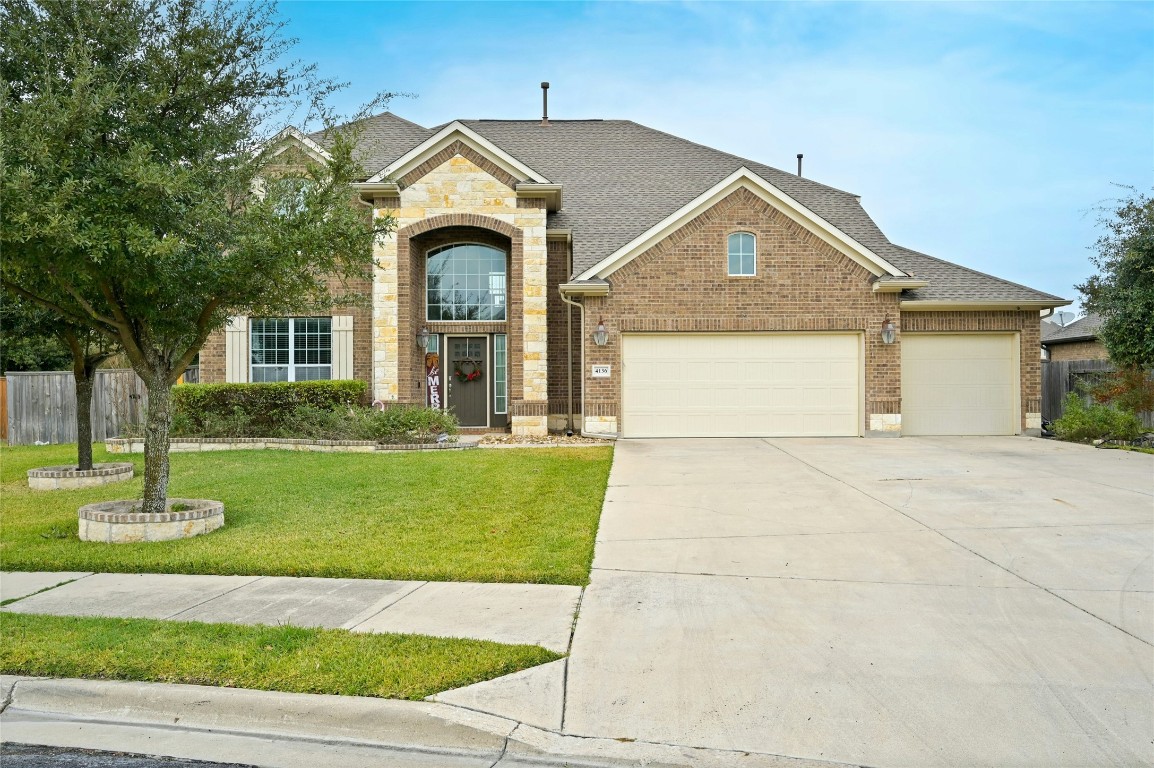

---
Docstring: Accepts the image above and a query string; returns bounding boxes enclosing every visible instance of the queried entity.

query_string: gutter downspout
[559,287,583,436]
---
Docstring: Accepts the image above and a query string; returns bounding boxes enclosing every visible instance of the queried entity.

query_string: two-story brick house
[198,111,1068,438]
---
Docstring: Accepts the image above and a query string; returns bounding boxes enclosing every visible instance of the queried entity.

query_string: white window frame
[250,317,333,382]
[426,242,509,322]
[728,232,757,276]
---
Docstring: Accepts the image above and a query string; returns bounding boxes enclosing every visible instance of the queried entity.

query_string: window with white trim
[728,232,756,276]
[493,334,507,414]
[250,317,332,382]
[427,243,507,321]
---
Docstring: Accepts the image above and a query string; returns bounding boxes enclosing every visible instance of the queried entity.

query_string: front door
[446,336,488,427]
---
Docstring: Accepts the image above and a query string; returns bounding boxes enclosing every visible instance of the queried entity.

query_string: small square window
[728,232,756,276]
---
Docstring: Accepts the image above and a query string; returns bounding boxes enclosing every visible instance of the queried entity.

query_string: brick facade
[902,310,1043,431]
[200,138,1048,439]
[198,272,371,387]
[577,187,902,435]
[1046,339,1108,362]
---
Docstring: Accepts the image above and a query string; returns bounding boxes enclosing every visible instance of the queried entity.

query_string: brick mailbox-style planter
[27,463,135,491]
[78,498,224,544]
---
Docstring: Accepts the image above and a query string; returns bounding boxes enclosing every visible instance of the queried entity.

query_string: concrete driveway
[564,437,1153,768]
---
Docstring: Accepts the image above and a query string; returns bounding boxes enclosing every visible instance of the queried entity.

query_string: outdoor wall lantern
[592,318,609,346]
[416,326,431,350]
[880,319,897,345]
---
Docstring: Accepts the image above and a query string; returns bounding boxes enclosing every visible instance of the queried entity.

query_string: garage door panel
[902,334,1017,436]
[622,333,861,438]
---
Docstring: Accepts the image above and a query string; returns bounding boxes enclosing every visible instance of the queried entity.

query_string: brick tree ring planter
[28,463,135,491]
[78,498,224,543]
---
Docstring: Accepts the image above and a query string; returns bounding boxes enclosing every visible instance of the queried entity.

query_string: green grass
[0,444,612,584]
[0,613,560,699]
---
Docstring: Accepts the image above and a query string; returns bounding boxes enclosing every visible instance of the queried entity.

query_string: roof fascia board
[560,281,610,297]
[516,183,563,212]
[266,126,333,164]
[352,182,401,202]
[901,299,1072,311]
[873,278,929,292]
[365,121,550,184]
[574,167,903,281]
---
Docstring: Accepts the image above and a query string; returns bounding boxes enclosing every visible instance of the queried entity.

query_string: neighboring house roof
[309,112,1066,305]
[1042,312,1104,345]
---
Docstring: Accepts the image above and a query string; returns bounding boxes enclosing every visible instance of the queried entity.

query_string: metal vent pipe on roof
[541,82,550,125]
[797,153,803,177]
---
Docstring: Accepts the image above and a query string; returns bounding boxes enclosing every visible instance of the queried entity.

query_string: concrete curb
[0,677,854,768]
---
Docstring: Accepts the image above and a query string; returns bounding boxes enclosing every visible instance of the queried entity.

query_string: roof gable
[574,167,906,281]
[365,121,550,185]
[267,126,332,164]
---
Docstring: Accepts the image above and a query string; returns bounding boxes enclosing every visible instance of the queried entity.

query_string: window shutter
[225,316,249,383]
[332,315,354,380]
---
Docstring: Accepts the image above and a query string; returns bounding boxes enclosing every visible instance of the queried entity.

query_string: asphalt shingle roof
[887,245,1066,304]
[1043,312,1103,344]
[314,113,1064,304]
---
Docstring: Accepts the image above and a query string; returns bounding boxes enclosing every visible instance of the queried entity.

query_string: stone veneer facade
[373,144,549,436]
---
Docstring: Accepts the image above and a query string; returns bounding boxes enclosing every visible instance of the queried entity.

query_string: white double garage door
[621,333,1019,438]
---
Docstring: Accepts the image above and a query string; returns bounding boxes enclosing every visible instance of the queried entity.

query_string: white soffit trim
[365,121,550,184]
[575,167,904,281]
[266,126,333,164]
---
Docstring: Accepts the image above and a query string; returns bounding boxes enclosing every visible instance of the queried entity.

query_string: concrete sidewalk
[0,571,580,652]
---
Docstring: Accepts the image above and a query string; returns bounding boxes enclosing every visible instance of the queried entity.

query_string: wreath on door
[454,359,483,383]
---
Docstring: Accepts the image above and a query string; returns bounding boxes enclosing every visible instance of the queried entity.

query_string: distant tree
[1,296,119,469]
[1077,187,1154,415]
[0,296,71,373]
[1078,187,1154,370]
[0,0,393,513]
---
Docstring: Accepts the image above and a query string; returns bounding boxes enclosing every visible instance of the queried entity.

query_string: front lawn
[0,613,559,699]
[0,444,612,585]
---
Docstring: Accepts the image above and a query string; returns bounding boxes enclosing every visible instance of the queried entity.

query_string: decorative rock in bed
[27,463,135,490]
[78,498,224,543]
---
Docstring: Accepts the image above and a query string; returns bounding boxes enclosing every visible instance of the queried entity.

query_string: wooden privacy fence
[0,377,7,442]
[5,369,148,445]
[1042,359,1154,429]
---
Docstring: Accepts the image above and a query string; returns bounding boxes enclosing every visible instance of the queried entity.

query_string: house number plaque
[591,365,611,378]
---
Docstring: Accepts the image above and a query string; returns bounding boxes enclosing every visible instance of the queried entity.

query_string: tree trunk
[140,374,173,515]
[74,371,95,471]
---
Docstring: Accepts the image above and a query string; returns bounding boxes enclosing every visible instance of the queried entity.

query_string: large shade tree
[1,0,392,513]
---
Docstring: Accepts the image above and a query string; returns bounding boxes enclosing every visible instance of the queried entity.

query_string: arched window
[426,243,508,321]
[728,232,756,276]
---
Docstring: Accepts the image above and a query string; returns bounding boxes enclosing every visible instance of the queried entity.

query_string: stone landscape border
[78,498,224,543]
[105,437,476,454]
[27,463,135,491]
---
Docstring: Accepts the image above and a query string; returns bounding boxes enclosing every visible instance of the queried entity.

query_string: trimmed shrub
[1052,393,1144,442]
[346,404,460,444]
[172,381,367,435]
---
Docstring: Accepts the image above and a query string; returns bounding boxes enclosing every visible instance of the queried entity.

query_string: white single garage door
[621,333,861,438]
[901,333,1018,436]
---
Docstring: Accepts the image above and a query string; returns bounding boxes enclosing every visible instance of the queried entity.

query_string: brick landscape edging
[105,437,476,454]
[27,462,135,491]
[78,498,224,543]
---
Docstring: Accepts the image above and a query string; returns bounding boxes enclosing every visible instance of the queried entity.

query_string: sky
[276,1,1153,317]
